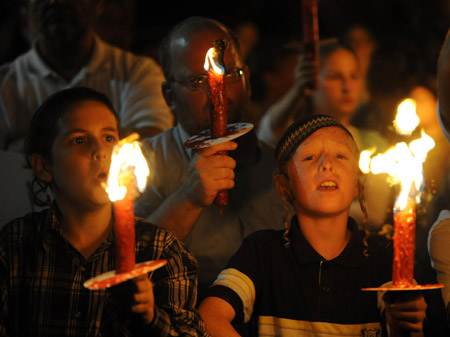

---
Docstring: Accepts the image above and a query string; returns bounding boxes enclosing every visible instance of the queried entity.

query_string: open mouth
[318,181,337,190]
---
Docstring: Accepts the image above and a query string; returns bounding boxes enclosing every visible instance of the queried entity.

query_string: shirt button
[75,311,82,318]
[322,286,330,292]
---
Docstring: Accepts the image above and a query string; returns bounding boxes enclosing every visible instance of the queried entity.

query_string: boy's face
[47,100,119,211]
[284,127,359,217]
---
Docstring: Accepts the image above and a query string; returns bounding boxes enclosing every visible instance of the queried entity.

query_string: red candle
[302,0,319,89]
[113,175,136,274]
[106,133,149,275]
[205,39,229,215]
[392,200,416,287]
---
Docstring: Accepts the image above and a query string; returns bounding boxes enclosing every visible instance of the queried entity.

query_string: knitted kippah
[275,114,353,169]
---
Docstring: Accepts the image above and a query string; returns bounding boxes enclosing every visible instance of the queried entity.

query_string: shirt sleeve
[256,112,277,146]
[118,55,174,132]
[206,232,267,324]
[143,230,209,337]
[428,209,450,306]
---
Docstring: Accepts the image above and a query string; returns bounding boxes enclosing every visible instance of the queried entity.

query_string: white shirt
[0,35,173,151]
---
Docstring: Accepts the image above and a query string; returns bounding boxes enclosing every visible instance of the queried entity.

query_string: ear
[161,81,176,111]
[30,154,52,183]
[274,173,293,202]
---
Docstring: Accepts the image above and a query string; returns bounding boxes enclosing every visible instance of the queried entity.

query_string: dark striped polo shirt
[207,216,393,337]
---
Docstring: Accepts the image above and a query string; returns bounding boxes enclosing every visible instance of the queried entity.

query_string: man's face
[27,0,100,45]
[166,26,251,136]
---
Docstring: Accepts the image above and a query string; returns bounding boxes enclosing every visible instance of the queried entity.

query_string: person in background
[134,16,286,301]
[0,0,173,152]
[199,114,427,337]
[0,87,208,336]
[428,27,450,320]
[342,23,377,107]
[257,40,392,230]
[245,35,302,129]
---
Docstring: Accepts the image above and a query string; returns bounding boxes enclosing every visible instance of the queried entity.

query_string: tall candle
[205,39,229,215]
[302,0,319,90]
[392,199,416,286]
[113,175,136,274]
[106,133,150,274]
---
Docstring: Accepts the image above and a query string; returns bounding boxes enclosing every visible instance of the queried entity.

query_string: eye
[105,134,116,143]
[188,76,208,90]
[226,69,244,83]
[304,155,314,161]
[72,136,86,145]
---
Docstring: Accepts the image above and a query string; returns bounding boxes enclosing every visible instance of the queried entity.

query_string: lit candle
[204,39,229,215]
[359,99,435,286]
[392,198,416,286]
[105,133,150,274]
[302,0,319,89]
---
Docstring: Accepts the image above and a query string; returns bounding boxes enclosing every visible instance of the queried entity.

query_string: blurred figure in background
[257,40,393,230]
[0,0,173,152]
[342,23,377,107]
[245,35,302,129]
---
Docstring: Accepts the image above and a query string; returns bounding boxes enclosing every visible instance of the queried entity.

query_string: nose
[342,79,349,93]
[319,153,333,172]
[92,141,107,161]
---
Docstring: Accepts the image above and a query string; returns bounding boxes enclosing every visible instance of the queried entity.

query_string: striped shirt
[208,217,393,337]
[0,204,209,336]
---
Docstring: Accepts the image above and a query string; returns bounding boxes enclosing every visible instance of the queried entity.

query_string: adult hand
[384,291,427,334]
[180,141,237,207]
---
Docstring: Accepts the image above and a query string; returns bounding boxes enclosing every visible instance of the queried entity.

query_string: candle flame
[204,47,225,75]
[105,133,149,202]
[359,130,435,211]
[393,98,420,135]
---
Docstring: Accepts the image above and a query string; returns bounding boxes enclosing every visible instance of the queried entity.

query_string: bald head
[159,16,243,81]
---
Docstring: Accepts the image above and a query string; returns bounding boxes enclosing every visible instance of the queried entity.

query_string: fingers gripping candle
[204,39,229,215]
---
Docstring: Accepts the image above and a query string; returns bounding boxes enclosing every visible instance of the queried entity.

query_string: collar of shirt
[175,124,195,160]
[289,216,365,268]
[26,34,105,84]
[39,202,114,258]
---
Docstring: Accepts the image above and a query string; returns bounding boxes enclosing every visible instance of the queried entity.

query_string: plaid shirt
[0,204,209,336]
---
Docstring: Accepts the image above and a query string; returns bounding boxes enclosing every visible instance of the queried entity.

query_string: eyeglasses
[172,68,245,91]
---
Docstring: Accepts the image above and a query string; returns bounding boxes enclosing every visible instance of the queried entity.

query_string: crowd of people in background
[1,0,450,336]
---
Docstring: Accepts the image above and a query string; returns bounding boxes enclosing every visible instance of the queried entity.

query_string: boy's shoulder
[1,208,50,239]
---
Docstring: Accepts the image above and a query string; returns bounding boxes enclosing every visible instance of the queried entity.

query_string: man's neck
[36,32,95,82]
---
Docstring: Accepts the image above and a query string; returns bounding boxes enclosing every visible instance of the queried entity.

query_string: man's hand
[180,141,237,207]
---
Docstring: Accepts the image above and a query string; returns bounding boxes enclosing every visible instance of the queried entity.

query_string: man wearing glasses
[135,16,286,303]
